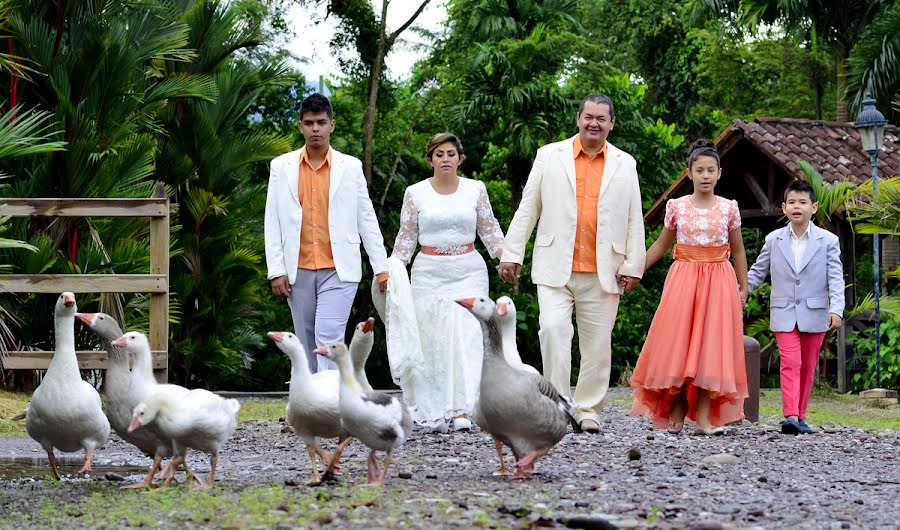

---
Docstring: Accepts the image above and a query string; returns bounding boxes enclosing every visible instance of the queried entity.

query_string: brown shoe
[580,419,600,433]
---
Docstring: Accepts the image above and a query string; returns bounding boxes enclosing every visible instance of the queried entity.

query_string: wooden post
[0,192,170,376]
[149,183,169,383]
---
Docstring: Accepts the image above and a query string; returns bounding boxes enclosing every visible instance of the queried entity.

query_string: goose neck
[479,316,504,360]
[49,312,78,375]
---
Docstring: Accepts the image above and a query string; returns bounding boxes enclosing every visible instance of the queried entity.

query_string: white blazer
[502,136,646,292]
[264,147,388,285]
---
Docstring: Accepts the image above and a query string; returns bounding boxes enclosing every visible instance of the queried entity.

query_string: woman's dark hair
[688,138,720,170]
[425,133,465,161]
[299,93,333,120]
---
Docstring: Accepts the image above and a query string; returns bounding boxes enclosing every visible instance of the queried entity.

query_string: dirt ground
[1,389,899,529]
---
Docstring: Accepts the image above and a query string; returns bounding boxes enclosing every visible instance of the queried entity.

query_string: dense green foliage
[0,0,888,390]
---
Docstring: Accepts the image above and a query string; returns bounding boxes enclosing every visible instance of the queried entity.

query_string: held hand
[496,262,522,285]
[617,275,640,292]
[828,313,843,331]
[378,278,388,294]
[739,287,749,307]
[271,276,291,298]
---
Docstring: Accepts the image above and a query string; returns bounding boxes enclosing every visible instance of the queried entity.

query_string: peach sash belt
[420,243,475,256]
[672,244,730,263]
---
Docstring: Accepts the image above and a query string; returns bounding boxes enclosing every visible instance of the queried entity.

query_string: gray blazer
[748,224,845,333]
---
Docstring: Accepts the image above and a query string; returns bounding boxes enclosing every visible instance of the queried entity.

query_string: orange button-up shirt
[571,137,606,272]
[298,147,335,270]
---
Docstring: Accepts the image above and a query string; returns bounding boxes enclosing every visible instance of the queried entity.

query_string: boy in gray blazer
[748,180,845,435]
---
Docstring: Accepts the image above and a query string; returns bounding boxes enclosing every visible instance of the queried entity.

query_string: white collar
[790,223,811,241]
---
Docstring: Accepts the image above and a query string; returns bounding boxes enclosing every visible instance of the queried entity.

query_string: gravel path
[1,389,897,529]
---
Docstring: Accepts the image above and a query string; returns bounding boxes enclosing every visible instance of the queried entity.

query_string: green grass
[607,388,900,430]
[237,399,285,422]
[758,389,900,430]
[0,390,29,436]
[5,482,393,529]
[0,393,287,436]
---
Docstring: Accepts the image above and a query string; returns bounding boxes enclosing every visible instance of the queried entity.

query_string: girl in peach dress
[629,139,749,434]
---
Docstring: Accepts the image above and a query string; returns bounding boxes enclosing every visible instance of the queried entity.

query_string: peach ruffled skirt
[629,244,748,428]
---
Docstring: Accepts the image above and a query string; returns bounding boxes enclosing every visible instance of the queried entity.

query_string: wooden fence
[0,184,169,382]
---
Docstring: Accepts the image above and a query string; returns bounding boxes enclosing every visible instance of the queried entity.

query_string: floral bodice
[392,177,504,262]
[664,195,740,246]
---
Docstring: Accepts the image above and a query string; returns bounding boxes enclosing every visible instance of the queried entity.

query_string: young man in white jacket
[265,93,389,372]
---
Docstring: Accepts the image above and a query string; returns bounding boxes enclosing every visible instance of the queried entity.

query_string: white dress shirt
[789,223,811,269]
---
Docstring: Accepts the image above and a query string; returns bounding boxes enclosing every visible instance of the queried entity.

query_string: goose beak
[497,303,508,316]
[63,293,76,308]
[268,332,284,343]
[313,345,328,356]
[127,415,141,433]
[111,335,127,347]
[362,318,375,333]
[455,297,475,309]
[75,313,96,326]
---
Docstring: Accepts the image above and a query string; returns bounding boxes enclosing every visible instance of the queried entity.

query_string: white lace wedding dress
[391,177,504,430]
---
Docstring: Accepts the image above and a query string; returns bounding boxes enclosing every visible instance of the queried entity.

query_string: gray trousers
[287,268,359,372]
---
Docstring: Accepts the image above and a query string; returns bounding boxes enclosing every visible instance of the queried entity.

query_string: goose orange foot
[77,452,95,476]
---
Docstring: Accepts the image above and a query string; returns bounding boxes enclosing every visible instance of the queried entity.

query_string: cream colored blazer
[264,147,388,285]
[502,136,646,293]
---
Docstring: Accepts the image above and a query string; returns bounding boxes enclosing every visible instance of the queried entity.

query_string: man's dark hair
[784,179,816,202]
[299,93,333,120]
[578,94,615,119]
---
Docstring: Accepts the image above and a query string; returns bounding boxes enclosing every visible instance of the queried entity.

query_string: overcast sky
[284,0,449,84]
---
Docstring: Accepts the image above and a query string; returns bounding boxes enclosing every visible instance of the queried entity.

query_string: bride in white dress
[391,133,504,432]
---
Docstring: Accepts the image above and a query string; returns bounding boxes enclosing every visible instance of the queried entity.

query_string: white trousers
[537,272,620,423]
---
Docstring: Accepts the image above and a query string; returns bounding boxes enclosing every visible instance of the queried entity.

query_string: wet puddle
[0,458,148,481]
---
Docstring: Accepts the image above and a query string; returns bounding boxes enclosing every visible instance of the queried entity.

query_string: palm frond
[796,159,858,224]
[847,2,900,114]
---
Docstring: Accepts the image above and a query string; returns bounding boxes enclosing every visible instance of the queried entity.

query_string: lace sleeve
[392,189,418,263]
[476,182,505,259]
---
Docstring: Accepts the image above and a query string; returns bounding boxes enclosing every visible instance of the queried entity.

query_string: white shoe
[451,417,472,431]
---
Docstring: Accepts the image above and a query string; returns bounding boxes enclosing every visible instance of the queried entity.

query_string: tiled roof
[644,117,900,223]
[737,117,900,185]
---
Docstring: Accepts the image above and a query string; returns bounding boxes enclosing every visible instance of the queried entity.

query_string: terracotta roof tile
[735,117,900,183]
[645,117,900,223]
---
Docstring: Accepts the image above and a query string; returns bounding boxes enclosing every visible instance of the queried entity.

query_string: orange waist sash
[672,244,730,263]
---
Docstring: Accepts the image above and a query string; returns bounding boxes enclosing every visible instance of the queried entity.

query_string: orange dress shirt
[571,137,606,272]
[298,147,335,270]
[296,147,389,283]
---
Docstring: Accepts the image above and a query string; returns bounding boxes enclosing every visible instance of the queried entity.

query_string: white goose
[77,313,169,469]
[496,296,540,376]
[349,317,376,394]
[25,292,110,479]
[112,331,189,487]
[268,331,348,483]
[457,296,580,479]
[315,341,412,486]
[129,389,240,488]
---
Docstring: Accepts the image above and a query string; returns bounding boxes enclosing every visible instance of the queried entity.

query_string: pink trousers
[775,327,826,418]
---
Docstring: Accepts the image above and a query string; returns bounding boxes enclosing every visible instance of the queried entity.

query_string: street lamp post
[855,93,887,388]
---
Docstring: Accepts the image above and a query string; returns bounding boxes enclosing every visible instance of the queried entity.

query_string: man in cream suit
[265,93,389,372]
[497,94,646,433]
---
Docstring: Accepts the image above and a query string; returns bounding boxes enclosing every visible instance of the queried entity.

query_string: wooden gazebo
[645,117,900,391]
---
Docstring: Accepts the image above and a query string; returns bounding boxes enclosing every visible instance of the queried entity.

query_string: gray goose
[315,341,413,486]
[457,296,580,479]
[77,312,172,488]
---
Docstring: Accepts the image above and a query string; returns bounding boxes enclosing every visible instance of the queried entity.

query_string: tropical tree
[691,0,896,121]
[847,2,900,121]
